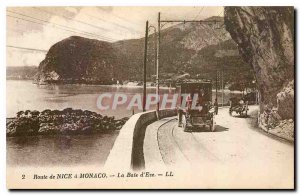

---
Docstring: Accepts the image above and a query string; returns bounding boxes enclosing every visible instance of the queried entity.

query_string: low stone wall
[104,109,177,170]
[157,109,177,119]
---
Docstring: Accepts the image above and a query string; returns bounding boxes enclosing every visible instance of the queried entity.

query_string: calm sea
[6,80,237,167]
[6,80,174,167]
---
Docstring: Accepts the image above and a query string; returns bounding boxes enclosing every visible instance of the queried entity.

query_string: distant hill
[34,36,118,84]
[7,66,38,80]
[34,16,254,86]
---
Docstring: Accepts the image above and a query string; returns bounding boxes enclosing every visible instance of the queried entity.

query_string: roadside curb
[143,117,176,170]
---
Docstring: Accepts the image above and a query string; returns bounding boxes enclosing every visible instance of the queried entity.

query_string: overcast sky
[7,6,223,67]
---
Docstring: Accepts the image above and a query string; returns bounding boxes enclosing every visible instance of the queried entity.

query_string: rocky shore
[6,108,128,137]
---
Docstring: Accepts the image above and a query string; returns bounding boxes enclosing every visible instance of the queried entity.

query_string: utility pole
[154,30,157,79]
[148,25,157,86]
[143,21,149,112]
[156,12,160,112]
[222,65,224,107]
[215,71,218,103]
[156,12,222,110]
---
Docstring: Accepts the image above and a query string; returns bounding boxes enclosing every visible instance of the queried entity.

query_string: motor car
[177,81,216,132]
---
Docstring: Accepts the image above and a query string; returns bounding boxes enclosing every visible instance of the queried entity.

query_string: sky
[6,6,224,67]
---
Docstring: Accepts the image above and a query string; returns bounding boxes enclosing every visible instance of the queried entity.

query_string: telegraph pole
[154,30,157,79]
[222,65,224,107]
[148,25,157,87]
[156,12,160,112]
[143,21,149,112]
[216,71,218,103]
[156,12,222,109]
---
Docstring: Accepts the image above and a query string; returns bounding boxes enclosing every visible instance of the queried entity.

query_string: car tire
[182,115,187,132]
[210,119,215,132]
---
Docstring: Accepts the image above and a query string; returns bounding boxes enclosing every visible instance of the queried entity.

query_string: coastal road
[143,106,294,188]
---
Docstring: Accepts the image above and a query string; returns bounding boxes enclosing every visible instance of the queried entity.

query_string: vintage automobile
[229,97,249,116]
[244,91,257,105]
[177,81,216,132]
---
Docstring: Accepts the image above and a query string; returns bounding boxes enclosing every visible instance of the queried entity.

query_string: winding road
[143,106,294,188]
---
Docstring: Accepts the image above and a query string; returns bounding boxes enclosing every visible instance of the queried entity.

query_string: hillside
[34,36,118,84]
[34,16,253,86]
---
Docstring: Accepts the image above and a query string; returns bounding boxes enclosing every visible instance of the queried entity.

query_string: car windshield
[180,82,212,103]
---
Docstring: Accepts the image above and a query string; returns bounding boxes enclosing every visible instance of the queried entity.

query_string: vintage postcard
[6,6,294,189]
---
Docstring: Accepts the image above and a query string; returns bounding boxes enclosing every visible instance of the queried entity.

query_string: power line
[35,7,143,38]
[7,14,112,41]
[86,13,143,34]
[216,8,224,17]
[95,9,142,27]
[33,7,109,32]
[160,19,221,23]
[203,23,229,42]
[6,45,48,52]
[8,10,115,42]
[193,7,205,20]
[7,10,116,42]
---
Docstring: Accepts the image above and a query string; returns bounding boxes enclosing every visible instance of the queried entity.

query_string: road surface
[143,106,294,188]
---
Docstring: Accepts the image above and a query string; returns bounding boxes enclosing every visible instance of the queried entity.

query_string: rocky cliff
[224,7,294,120]
[35,36,118,84]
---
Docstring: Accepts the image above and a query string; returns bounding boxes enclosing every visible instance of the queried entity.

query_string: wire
[86,13,143,34]
[198,22,228,43]
[33,7,109,32]
[216,8,224,17]
[7,14,112,41]
[95,9,142,27]
[193,7,205,20]
[6,45,48,52]
[35,7,143,38]
[7,10,116,42]
[8,10,116,42]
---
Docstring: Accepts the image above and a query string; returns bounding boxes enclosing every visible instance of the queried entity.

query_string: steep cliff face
[224,7,294,120]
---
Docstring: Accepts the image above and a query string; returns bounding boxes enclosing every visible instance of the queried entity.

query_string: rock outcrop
[34,36,118,84]
[6,108,128,137]
[224,7,294,120]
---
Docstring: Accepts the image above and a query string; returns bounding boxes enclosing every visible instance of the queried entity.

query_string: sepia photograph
[6,5,295,189]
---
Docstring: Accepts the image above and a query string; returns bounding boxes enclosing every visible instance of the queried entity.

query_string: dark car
[229,97,249,116]
[177,81,216,132]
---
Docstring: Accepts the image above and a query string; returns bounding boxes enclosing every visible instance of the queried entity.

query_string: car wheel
[210,120,215,132]
[182,115,187,132]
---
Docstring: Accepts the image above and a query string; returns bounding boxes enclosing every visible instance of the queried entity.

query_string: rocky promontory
[6,108,128,137]
[34,36,118,85]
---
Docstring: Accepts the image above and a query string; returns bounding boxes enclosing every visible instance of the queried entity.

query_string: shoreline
[7,79,245,93]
